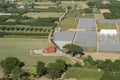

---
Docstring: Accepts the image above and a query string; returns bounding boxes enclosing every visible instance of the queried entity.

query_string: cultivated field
[94,14,104,20]
[97,23,116,31]
[0,38,73,66]
[67,11,94,18]
[64,67,102,80]
[23,12,63,18]
[60,18,79,30]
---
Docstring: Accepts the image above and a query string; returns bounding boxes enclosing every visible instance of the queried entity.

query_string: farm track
[72,19,80,44]
[116,22,120,42]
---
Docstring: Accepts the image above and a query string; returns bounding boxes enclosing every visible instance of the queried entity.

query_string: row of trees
[0,57,69,80]
[41,59,67,79]
[0,27,51,32]
[0,16,58,27]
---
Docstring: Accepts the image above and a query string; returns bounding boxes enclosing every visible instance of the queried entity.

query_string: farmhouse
[43,43,56,54]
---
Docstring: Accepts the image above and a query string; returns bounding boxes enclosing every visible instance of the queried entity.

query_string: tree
[36,61,47,77]
[11,67,22,80]
[0,57,24,75]
[67,6,72,10]
[73,62,82,67]
[97,59,113,72]
[47,63,59,80]
[63,44,84,56]
[55,59,67,73]
[0,78,12,80]
[56,2,62,9]
[47,59,67,80]
[84,8,92,13]
[50,0,57,3]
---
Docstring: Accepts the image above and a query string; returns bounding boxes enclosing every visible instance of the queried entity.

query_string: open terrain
[60,18,79,30]
[23,12,63,18]
[0,38,73,66]
[64,67,103,80]
[97,23,116,31]
[67,11,93,18]
[84,52,120,61]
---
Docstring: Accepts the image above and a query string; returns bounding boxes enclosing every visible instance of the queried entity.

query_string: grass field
[23,12,63,18]
[0,38,73,66]
[60,18,79,30]
[67,11,94,18]
[97,23,116,31]
[64,67,103,80]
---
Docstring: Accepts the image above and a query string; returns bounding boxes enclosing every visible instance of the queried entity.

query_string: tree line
[0,57,78,80]
[83,56,120,80]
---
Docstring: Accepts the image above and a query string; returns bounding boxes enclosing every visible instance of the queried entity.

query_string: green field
[66,10,94,18]
[0,38,73,66]
[97,23,116,31]
[23,12,63,18]
[64,67,103,80]
[60,18,79,30]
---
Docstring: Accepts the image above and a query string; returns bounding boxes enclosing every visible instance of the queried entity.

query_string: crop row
[0,27,51,37]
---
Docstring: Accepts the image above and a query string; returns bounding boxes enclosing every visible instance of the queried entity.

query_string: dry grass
[94,14,104,20]
[84,52,120,61]
[23,12,63,18]
[80,2,89,9]
[60,18,79,30]
[100,9,111,14]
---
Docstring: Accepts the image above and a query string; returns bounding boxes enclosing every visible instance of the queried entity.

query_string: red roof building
[43,43,56,54]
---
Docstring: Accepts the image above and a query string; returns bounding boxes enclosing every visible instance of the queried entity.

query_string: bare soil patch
[100,9,111,14]
[84,52,120,61]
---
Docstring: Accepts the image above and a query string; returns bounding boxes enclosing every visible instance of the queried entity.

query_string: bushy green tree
[63,44,84,56]
[47,59,67,80]
[36,61,47,77]
[0,57,24,74]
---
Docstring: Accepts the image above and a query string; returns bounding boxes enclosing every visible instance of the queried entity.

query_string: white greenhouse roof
[100,29,117,35]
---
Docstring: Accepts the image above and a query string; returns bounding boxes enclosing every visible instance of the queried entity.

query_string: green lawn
[23,12,63,18]
[60,18,79,30]
[0,38,73,66]
[97,23,116,31]
[64,67,103,80]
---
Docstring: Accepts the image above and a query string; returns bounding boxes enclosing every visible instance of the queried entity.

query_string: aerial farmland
[0,0,120,80]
